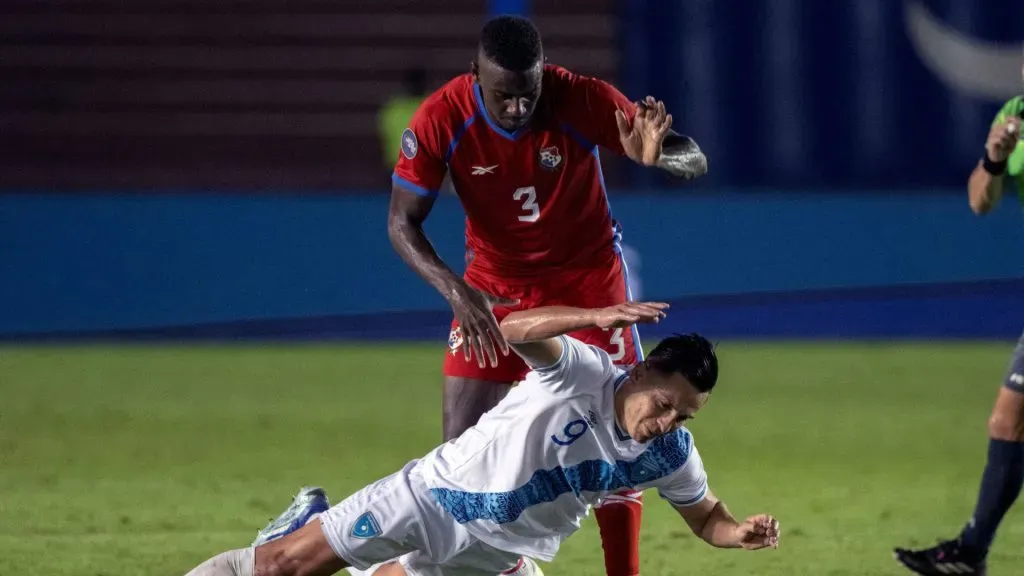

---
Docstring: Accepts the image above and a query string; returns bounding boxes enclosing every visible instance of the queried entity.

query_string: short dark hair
[403,67,427,95]
[479,15,542,71]
[646,333,719,393]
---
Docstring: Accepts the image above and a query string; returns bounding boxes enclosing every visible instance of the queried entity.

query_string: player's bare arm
[968,118,1019,214]
[675,491,781,550]
[499,302,668,368]
[387,186,516,368]
[615,96,708,181]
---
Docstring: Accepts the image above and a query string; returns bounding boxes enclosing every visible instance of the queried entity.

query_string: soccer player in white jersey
[182,302,781,576]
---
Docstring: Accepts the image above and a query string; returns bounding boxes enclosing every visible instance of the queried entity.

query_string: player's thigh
[400,541,523,576]
[442,376,514,441]
[318,460,437,572]
[442,272,534,381]
[442,318,529,382]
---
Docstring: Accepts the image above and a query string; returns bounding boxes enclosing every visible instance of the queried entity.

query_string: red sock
[594,489,643,576]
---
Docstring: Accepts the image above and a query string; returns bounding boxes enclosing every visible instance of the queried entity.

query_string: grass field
[2,341,1023,576]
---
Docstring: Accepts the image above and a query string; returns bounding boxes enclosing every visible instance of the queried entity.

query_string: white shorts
[320,459,522,576]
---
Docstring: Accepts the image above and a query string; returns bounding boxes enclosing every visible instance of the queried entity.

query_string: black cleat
[893,539,986,575]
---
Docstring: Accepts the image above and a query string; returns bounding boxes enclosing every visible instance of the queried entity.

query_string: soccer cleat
[893,538,986,575]
[251,486,331,546]
[500,557,545,576]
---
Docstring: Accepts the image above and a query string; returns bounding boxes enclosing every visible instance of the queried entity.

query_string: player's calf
[957,386,1024,556]
[594,489,643,576]
[184,520,347,576]
[256,519,349,576]
[894,368,1024,575]
[184,548,254,576]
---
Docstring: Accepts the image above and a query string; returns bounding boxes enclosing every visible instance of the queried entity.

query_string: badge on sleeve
[401,128,418,160]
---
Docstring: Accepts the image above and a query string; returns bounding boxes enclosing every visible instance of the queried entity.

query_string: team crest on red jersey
[539,146,563,170]
[448,326,464,354]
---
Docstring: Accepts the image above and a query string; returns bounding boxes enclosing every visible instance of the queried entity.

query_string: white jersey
[419,335,708,562]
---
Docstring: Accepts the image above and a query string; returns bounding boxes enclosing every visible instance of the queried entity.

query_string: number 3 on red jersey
[513,186,540,223]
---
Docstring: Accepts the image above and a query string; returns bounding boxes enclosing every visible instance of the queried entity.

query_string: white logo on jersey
[539,146,562,170]
[471,165,498,175]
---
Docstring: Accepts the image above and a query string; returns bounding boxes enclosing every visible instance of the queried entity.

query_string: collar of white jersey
[612,372,632,442]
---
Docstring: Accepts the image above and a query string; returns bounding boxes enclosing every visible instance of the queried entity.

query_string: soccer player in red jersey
[386,15,708,576]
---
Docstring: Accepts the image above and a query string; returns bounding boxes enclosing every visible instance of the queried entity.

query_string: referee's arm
[970,119,1019,215]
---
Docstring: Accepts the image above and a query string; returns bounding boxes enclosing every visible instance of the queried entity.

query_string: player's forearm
[656,133,708,181]
[967,161,1004,215]
[694,501,745,549]
[499,306,599,343]
[387,216,463,299]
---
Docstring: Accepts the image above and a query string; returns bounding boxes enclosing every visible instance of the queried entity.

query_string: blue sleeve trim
[561,122,596,152]
[391,174,439,198]
[444,115,476,163]
[662,485,708,508]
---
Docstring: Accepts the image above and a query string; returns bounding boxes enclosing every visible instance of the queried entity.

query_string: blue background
[3,190,1023,341]
[6,0,1024,342]
[619,0,1024,189]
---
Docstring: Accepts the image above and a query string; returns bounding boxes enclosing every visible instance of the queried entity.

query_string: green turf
[1,341,1022,575]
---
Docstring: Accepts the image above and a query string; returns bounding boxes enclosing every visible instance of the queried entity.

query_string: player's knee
[987,405,1024,441]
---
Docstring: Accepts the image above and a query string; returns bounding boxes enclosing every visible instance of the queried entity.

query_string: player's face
[619,367,708,444]
[473,53,542,132]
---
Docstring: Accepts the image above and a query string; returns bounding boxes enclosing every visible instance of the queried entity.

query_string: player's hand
[592,302,669,329]
[615,95,673,167]
[447,282,519,369]
[734,514,781,550]
[986,119,1020,162]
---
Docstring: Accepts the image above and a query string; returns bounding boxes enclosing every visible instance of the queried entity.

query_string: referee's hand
[986,119,1020,163]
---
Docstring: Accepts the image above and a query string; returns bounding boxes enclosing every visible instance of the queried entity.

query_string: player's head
[616,334,719,444]
[403,66,427,96]
[472,15,543,132]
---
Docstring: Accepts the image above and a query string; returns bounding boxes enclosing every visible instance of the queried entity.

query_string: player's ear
[632,361,648,382]
[470,59,479,82]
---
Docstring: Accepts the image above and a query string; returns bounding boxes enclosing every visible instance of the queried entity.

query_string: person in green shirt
[893,97,1024,576]
[379,68,428,169]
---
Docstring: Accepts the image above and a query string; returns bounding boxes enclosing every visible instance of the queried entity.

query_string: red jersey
[392,65,637,278]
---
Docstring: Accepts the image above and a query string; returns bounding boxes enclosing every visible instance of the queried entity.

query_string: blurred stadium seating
[0,0,626,190]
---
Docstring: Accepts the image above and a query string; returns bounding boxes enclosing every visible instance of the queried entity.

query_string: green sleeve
[993,97,1024,194]
[993,96,1024,126]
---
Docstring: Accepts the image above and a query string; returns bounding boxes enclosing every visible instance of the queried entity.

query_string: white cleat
[251,486,331,546]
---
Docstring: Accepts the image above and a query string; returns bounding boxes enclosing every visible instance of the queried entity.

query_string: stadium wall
[2,191,1023,341]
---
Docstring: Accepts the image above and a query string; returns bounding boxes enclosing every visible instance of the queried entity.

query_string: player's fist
[986,119,1020,163]
[592,301,668,329]
[734,514,781,551]
[616,95,673,167]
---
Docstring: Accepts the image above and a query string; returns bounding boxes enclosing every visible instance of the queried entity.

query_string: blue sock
[958,439,1024,557]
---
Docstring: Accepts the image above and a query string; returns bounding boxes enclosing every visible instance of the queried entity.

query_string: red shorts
[443,254,642,382]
